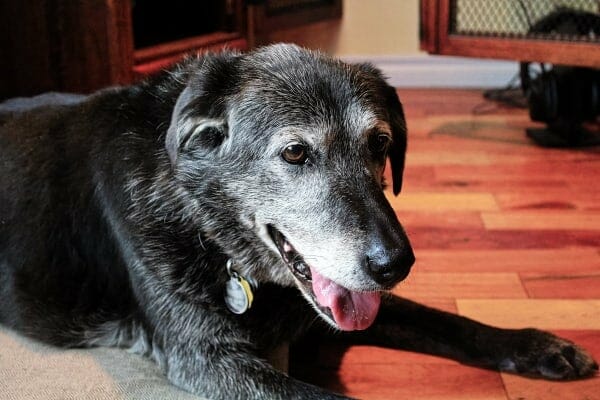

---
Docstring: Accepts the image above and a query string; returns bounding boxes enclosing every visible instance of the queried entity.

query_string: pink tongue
[310,266,381,331]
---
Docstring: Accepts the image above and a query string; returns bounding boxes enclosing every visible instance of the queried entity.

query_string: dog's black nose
[365,246,415,286]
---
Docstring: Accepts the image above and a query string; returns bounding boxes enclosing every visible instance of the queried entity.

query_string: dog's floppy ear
[384,85,408,196]
[166,55,238,166]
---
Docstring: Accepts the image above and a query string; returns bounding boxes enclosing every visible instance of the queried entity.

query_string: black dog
[0,44,597,399]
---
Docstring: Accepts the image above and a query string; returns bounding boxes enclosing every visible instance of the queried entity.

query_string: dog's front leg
[160,325,352,399]
[347,295,598,380]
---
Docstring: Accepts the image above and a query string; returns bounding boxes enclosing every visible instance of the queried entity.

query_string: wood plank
[502,368,600,400]
[414,248,600,273]
[407,227,600,250]
[406,117,443,137]
[133,38,247,76]
[427,117,536,145]
[435,162,600,184]
[411,149,591,166]
[404,176,569,192]
[134,32,244,62]
[494,189,600,211]
[406,151,491,166]
[440,35,600,69]
[394,272,527,300]
[336,364,507,400]
[456,300,600,330]
[293,359,507,400]
[482,211,600,231]
[397,89,516,117]
[408,298,458,314]
[397,211,484,229]
[521,272,600,299]
[387,165,436,187]
[386,192,499,212]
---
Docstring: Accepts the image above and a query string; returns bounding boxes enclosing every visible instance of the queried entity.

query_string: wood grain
[386,192,499,212]
[415,248,600,273]
[482,211,600,231]
[395,272,527,300]
[521,272,600,299]
[456,299,600,330]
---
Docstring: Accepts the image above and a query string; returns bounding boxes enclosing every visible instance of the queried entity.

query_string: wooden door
[247,0,343,48]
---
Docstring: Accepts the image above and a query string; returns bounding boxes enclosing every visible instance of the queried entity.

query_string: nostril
[366,255,393,276]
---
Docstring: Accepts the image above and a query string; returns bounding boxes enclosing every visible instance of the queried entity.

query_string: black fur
[0,45,597,399]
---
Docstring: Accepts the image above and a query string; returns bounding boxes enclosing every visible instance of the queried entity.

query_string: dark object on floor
[520,7,600,147]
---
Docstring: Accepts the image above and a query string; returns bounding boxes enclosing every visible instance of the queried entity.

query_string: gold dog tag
[224,260,254,314]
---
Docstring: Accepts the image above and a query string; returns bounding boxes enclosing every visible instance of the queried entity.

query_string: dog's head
[166,44,414,331]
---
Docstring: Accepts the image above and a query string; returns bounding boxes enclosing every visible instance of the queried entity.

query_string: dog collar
[224,259,254,314]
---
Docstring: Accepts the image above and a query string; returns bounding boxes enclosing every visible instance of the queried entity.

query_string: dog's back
[0,93,140,345]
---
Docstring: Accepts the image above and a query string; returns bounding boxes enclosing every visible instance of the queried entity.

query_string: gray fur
[0,44,596,399]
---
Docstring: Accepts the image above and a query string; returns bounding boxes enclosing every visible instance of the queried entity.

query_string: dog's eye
[369,133,392,156]
[282,143,308,165]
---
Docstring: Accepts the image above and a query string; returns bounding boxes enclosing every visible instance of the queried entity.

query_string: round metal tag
[224,275,253,314]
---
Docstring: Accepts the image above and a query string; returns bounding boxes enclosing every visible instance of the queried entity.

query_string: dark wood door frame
[421,0,600,68]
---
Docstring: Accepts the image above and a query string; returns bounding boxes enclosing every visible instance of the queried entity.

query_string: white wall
[264,0,422,56]
[334,0,422,56]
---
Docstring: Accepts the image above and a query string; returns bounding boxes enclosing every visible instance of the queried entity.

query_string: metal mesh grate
[450,0,600,42]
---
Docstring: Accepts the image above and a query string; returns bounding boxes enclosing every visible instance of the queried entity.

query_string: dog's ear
[166,54,238,166]
[384,85,408,196]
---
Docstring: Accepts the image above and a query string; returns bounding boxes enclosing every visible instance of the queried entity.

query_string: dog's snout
[365,246,415,286]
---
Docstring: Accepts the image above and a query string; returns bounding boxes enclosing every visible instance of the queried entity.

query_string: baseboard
[340,54,519,88]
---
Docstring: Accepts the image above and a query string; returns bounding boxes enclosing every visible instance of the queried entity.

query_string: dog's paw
[499,329,598,380]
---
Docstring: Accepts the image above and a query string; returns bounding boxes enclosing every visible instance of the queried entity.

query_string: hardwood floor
[289,89,600,399]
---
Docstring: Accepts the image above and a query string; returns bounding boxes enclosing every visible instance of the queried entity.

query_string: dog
[0,44,597,399]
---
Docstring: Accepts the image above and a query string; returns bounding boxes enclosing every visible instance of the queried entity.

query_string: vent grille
[450,0,600,42]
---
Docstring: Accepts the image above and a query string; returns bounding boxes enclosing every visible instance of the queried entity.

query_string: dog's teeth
[283,242,293,253]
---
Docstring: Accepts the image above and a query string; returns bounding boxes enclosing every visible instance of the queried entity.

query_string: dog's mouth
[267,224,381,331]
